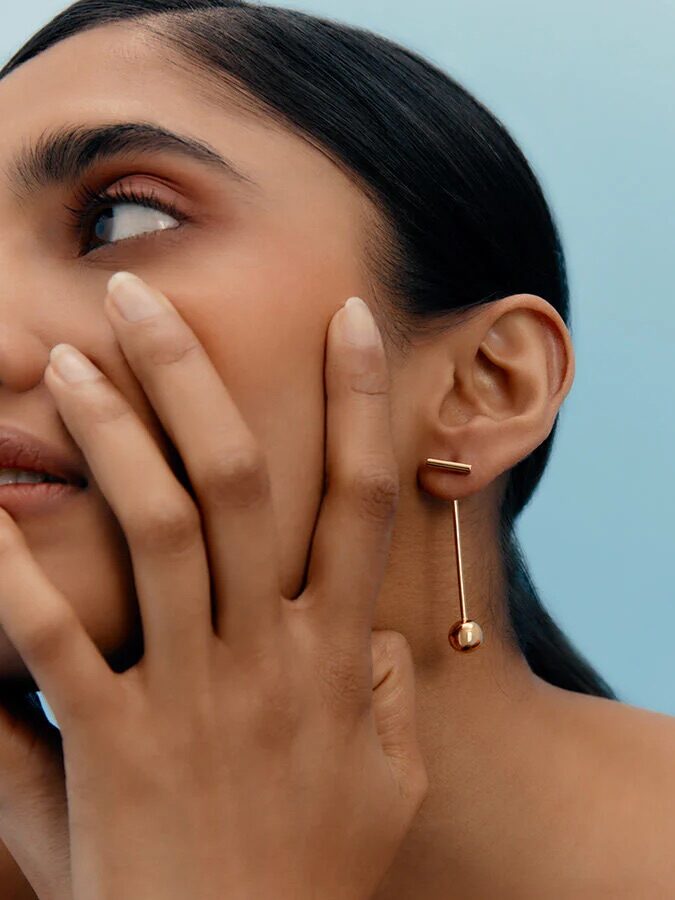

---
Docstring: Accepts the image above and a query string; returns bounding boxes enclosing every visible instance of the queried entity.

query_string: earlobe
[417,294,574,501]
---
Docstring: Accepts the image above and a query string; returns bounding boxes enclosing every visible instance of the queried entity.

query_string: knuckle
[247,642,286,686]
[371,629,410,683]
[144,332,202,369]
[128,497,201,554]
[201,445,270,509]
[241,676,301,749]
[347,464,399,522]
[86,392,135,427]
[348,365,390,396]
[381,630,412,663]
[20,611,75,665]
[61,680,112,727]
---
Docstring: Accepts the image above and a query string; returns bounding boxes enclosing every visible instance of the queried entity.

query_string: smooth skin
[0,273,427,899]
[0,18,673,900]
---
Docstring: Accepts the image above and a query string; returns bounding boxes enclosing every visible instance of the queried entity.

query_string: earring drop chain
[424,457,483,652]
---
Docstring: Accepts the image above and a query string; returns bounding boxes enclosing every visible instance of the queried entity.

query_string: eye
[64,182,187,256]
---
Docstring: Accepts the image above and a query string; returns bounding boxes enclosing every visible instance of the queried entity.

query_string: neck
[375,651,564,898]
[370,487,587,897]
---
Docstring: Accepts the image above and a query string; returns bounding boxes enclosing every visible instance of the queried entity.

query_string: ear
[415,294,574,500]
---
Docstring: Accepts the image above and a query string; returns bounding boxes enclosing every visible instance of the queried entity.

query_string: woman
[0,1,673,897]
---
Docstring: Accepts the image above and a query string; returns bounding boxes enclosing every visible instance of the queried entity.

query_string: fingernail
[49,344,101,383]
[108,271,164,322]
[341,296,381,348]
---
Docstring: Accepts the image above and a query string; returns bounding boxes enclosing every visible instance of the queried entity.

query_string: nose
[0,323,51,392]
[0,226,57,393]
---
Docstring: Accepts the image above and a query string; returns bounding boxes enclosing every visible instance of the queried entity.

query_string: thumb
[370,630,428,803]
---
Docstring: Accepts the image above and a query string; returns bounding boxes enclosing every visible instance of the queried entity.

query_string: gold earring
[424,458,484,652]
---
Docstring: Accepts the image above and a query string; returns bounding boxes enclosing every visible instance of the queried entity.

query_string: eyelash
[64,182,187,255]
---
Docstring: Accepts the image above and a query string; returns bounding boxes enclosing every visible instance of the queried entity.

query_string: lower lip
[0,482,86,517]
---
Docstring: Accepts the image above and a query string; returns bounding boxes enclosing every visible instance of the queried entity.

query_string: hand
[0,273,428,900]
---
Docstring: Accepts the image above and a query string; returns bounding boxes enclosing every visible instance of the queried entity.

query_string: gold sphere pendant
[448,620,483,652]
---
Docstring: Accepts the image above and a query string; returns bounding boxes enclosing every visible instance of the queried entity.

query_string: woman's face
[0,22,396,680]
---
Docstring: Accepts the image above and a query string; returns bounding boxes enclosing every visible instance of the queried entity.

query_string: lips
[0,424,88,488]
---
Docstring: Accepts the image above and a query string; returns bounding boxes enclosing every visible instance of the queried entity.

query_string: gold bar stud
[424,458,472,475]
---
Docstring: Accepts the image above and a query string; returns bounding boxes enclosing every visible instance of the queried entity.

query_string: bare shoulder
[536,672,672,739]
[566,689,675,765]
[540,684,675,893]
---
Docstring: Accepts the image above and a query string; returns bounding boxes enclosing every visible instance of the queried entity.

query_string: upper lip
[0,425,88,487]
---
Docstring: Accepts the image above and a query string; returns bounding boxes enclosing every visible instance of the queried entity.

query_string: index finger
[301,296,399,652]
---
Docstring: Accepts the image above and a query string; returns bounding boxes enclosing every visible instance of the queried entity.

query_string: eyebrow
[6,121,259,200]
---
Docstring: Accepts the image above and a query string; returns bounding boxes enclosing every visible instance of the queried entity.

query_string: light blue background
[2,1,673,717]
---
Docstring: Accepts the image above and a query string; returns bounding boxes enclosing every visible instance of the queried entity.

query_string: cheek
[184,281,328,601]
[152,203,365,372]
[109,222,365,599]
[151,217,367,423]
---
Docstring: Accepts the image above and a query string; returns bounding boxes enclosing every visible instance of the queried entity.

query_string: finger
[44,345,213,681]
[102,272,283,655]
[0,508,112,727]
[304,297,399,656]
[370,631,428,804]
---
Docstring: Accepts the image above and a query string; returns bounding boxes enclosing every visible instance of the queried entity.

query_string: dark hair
[1,0,617,702]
